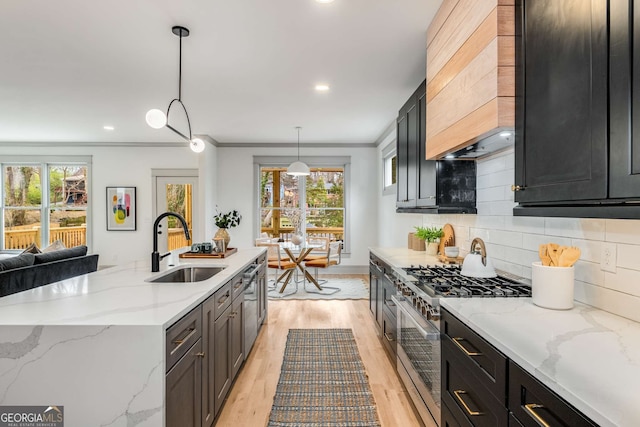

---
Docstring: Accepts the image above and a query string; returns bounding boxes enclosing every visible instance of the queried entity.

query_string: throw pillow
[21,243,42,255]
[34,245,88,265]
[0,253,35,271]
[42,239,66,253]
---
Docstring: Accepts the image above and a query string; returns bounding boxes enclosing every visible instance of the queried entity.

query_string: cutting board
[438,223,455,255]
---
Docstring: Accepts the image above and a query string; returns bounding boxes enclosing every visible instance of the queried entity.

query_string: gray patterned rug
[268,329,381,427]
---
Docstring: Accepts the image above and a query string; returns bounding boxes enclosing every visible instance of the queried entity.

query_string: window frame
[382,141,397,195]
[254,156,351,254]
[1,156,92,251]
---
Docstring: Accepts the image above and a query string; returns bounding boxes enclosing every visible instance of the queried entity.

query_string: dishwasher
[242,262,261,357]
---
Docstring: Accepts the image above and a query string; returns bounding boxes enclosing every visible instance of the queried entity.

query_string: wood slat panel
[497,97,515,127]
[427,99,500,159]
[427,7,498,103]
[498,5,515,35]
[498,66,515,96]
[426,0,460,48]
[498,0,515,5]
[427,40,499,140]
[427,0,497,82]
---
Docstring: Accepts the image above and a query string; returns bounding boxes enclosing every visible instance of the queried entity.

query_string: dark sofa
[0,246,99,297]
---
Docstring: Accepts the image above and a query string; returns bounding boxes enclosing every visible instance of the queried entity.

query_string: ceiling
[0,0,441,146]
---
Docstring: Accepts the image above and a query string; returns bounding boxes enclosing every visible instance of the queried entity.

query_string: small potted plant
[213,208,241,248]
[414,226,444,255]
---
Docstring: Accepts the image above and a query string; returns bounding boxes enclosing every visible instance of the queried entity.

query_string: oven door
[393,295,441,427]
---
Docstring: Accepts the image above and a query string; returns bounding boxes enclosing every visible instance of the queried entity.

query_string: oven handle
[392,295,440,340]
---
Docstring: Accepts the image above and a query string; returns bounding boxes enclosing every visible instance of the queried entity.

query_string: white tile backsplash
[420,148,640,322]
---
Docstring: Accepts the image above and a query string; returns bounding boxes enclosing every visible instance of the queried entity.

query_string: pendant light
[287,126,310,176]
[145,26,205,153]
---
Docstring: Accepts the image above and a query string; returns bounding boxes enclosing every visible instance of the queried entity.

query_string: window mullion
[41,163,50,248]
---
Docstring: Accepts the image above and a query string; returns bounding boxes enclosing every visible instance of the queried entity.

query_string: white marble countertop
[0,247,266,328]
[441,298,640,427]
[370,247,640,426]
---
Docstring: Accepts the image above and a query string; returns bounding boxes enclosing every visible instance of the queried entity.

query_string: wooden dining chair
[255,241,296,293]
[303,241,341,294]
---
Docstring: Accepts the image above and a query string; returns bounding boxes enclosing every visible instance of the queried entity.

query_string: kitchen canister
[531,261,575,309]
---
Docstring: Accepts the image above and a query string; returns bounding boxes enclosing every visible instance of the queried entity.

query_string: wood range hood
[425,0,515,160]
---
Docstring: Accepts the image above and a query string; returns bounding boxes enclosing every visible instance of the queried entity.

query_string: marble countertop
[0,247,266,328]
[441,298,640,427]
[369,247,639,426]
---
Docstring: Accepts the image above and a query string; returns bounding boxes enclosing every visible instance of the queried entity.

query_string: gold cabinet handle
[384,332,394,342]
[173,327,196,345]
[195,352,205,358]
[229,311,237,318]
[453,390,482,416]
[524,404,551,427]
[511,184,524,191]
[452,337,482,356]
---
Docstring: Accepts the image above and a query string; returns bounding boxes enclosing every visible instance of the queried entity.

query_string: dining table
[278,241,324,293]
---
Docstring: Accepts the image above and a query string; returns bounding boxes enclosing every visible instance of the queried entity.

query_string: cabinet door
[201,297,215,427]
[417,83,437,207]
[257,264,267,326]
[214,305,231,415]
[369,263,380,331]
[515,0,607,203]
[610,0,640,198]
[230,295,244,380]
[396,112,412,208]
[166,339,203,427]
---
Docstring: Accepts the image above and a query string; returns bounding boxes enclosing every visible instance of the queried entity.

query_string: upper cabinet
[396,80,477,214]
[425,0,516,160]
[514,0,640,218]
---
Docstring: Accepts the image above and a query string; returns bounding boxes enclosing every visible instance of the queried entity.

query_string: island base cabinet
[166,339,203,427]
[230,295,244,380]
[441,401,468,427]
[214,304,232,416]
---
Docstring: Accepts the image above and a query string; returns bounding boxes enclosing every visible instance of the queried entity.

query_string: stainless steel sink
[146,266,225,283]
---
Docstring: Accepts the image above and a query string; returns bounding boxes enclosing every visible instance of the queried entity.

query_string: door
[515,0,608,203]
[610,0,640,198]
[155,176,198,253]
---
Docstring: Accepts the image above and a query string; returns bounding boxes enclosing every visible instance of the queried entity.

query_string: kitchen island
[0,247,266,426]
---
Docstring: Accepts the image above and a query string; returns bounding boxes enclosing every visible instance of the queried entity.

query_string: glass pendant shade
[190,138,205,153]
[146,109,167,129]
[287,161,310,176]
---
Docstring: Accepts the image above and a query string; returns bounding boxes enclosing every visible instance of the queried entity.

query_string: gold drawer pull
[384,332,394,342]
[453,390,482,416]
[173,327,196,345]
[452,337,482,356]
[524,404,551,427]
[195,352,205,358]
[218,293,230,305]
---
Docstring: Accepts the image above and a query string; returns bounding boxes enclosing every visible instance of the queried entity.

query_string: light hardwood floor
[216,298,433,427]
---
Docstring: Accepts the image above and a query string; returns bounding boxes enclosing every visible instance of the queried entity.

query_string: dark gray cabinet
[441,308,597,427]
[369,254,383,333]
[166,339,203,427]
[381,272,397,358]
[165,253,267,426]
[396,80,476,214]
[515,0,640,218]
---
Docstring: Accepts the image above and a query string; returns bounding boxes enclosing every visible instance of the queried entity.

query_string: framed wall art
[106,186,136,231]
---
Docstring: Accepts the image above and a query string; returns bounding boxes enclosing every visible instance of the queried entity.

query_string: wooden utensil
[547,243,560,266]
[559,246,581,267]
[538,244,551,266]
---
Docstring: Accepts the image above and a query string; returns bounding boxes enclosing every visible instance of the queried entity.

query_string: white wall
[216,145,378,267]
[0,145,200,265]
[377,146,640,322]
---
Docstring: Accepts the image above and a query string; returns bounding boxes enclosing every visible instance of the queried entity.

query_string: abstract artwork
[106,187,136,231]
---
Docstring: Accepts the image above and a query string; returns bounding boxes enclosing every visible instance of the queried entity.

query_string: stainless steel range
[392,264,531,427]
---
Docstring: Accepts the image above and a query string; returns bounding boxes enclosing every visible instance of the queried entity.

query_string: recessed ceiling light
[445,154,456,159]
[499,131,512,138]
[103,125,114,131]
[315,84,330,92]
[315,0,335,3]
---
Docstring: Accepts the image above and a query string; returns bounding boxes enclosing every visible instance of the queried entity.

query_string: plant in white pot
[414,226,444,255]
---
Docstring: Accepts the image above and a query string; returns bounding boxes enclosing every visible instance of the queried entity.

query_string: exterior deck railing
[4,225,87,249]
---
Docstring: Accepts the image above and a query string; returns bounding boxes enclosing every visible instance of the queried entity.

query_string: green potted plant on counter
[414,226,444,255]
[214,208,241,249]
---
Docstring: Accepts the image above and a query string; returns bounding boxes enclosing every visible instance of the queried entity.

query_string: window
[382,142,397,194]
[260,167,345,245]
[2,159,90,251]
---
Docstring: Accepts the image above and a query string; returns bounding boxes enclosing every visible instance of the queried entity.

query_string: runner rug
[267,328,382,427]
